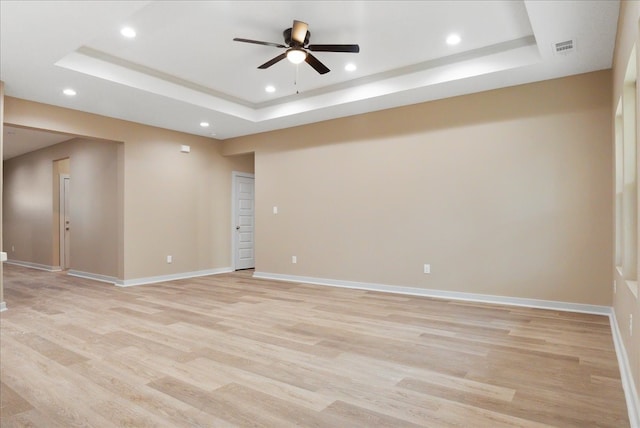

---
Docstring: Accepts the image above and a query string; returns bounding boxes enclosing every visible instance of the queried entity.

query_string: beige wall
[4,138,120,277]
[123,130,253,278]
[3,97,254,281]
[612,0,640,413]
[0,69,614,307]
[224,70,613,306]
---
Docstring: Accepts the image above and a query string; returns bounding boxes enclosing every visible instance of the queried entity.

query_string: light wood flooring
[0,264,629,427]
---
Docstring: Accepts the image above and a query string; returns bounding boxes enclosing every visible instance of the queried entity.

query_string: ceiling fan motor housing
[284,28,310,47]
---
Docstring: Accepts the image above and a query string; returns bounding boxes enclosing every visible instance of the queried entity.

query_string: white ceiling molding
[1,1,620,146]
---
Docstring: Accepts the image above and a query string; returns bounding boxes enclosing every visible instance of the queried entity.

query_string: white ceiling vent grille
[554,39,575,55]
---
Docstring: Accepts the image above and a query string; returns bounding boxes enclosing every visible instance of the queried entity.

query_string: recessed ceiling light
[63,88,76,96]
[265,85,276,93]
[200,121,210,128]
[345,63,357,72]
[120,27,136,38]
[446,34,461,45]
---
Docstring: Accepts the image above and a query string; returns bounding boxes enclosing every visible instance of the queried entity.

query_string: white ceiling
[0,0,620,157]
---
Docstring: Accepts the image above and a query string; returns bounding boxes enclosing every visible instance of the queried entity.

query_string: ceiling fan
[233,20,359,75]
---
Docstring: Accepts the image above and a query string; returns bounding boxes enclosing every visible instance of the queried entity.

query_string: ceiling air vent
[554,39,575,55]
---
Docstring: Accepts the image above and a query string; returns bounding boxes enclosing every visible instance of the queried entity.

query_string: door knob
[236,226,240,230]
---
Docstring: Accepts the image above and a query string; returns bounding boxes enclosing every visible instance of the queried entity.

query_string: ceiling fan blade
[291,20,308,45]
[258,53,287,69]
[305,52,330,74]
[233,38,286,49]
[308,44,360,53]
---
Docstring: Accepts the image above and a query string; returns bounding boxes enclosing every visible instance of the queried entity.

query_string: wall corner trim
[0,302,6,312]
[115,267,233,287]
[6,260,61,272]
[67,270,119,284]
[610,307,640,427]
[252,272,611,315]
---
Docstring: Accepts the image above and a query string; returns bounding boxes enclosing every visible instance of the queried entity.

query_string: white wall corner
[116,267,233,287]
[610,308,640,427]
[6,260,61,272]
[67,270,119,284]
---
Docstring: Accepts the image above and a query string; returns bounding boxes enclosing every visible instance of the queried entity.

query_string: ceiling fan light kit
[286,48,307,64]
[234,19,359,75]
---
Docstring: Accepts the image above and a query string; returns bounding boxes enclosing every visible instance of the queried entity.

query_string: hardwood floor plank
[0,408,66,428]
[147,376,257,426]
[68,358,235,428]
[0,335,117,427]
[321,400,424,427]
[227,327,342,358]
[400,376,627,428]
[100,330,190,361]
[432,400,553,428]
[9,332,88,366]
[399,374,516,403]
[0,381,33,418]
[86,398,168,428]
[211,382,350,427]
[187,356,335,411]
[116,346,231,391]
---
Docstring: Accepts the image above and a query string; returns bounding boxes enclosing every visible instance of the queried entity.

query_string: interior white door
[60,175,71,270]
[234,174,255,270]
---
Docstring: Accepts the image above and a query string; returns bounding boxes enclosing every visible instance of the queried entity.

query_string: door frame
[59,173,70,270]
[231,171,255,270]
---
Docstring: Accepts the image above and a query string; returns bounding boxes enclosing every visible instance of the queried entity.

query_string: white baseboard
[0,301,6,312]
[5,260,61,272]
[610,308,640,427]
[116,267,233,287]
[67,270,118,284]
[252,272,611,315]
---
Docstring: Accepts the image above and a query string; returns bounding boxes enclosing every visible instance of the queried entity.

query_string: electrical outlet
[167,255,173,264]
[11,245,15,252]
[292,256,297,264]
[273,206,278,214]
[423,264,431,274]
